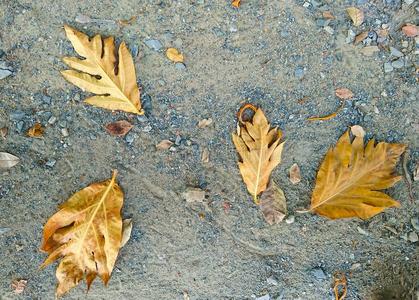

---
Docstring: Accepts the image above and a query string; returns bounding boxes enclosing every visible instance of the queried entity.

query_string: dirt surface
[0,0,418,299]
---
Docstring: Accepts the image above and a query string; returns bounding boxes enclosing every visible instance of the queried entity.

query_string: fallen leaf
[156,140,173,150]
[0,152,19,169]
[346,7,364,26]
[166,48,184,63]
[105,120,133,136]
[333,272,347,300]
[27,123,45,138]
[183,188,205,203]
[0,127,7,139]
[350,125,365,137]
[198,118,213,128]
[307,101,345,121]
[117,16,137,26]
[40,170,124,297]
[308,130,406,219]
[11,279,27,294]
[61,25,143,115]
[232,104,285,203]
[322,11,335,20]
[289,163,301,184]
[335,88,354,100]
[201,148,210,163]
[232,0,241,8]
[259,180,287,225]
[120,219,132,248]
[183,290,190,300]
[360,46,380,56]
[354,31,368,45]
[402,24,418,37]
[377,28,389,38]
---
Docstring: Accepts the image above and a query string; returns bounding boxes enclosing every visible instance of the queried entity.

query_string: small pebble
[125,133,135,144]
[16,121,24,133]
[384,62,394,73]
[311,267,327,280]
[256,295,270,300]
[0,227,11,235]
[294,67,305,79]
[48,116,57,125]
[144,39,163,51]
[45,159,56,168]
[175,62,186,70]
[285,215,295,224]
[346,29,356,44]
[136,115,148,123]
[9,111,26,121]
[61,128,69,137]
[142,125,152,133]
[0,68,12,79]
[392,59,404,69]
[175,135,182,146]
[411,217,419,231]
[324,26,334,35]
[357,226,368,235]
[408,231,418,243]
[390,47,403,57]
[350,263,361,270]
[267,276,278,286]
[42,95,52,105]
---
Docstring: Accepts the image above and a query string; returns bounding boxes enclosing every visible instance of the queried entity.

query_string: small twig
[402,150,414,203]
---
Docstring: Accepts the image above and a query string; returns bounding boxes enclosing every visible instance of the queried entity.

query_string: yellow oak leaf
[232,104,284,204]
[61,25,143,115]
[40,170,124,297]
[309,130,406,220]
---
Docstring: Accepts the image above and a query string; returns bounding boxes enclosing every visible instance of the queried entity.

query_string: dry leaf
[402,24,418,37]
[335,88,354,100]
[322,11,335,20]
[360,46,380,56]
[350,125,365,137]
[259,180,287,225]
[166,48,184,63]
[61,25,143,115]
[183,188,205,203]
[120,219,132,248]
[156,140,173,150]
[333,272,347,300]
[346,7,364,27]
[201,148,210,163]
[27,123,44,138]
[307,101,345,121]
[289,163,301,184]
[198,118,213,128]
[40,170,124,297]
[354,31,368,45]
[117,16,137,26]
[0,152,19,169]
[309,130,406,219]
[105,120,133,136]
[232,104,285,203]
[11,279,27,294]
[232,0,241,8]
[0,127,7,139]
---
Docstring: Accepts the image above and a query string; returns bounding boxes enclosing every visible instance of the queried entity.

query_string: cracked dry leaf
[232,0,241,8]
[0,152,19,169]
[40,170,124,297]
[105,120,133,136]
[27,123,44,138]
[232,104,284,203]
[259,180,287,225]
[346,7,364,27]
[309,130,406,220]
[61,25,143,115]
[166,48,184,63]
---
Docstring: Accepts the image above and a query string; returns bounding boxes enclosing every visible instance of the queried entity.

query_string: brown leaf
[117,16,137,26]
[350,125,365,137]
[232,105,285,203]
[183,188,205,203]
[322,11,335,20]
[0,127,7,139]
[259,180,287,225]
[105,120,133,136]
[27,123,44,138]
[201,148,210,163]
[354,31,368,45]
[232,0,241,8]
[360,46,380,56]
[156,140,173,150]
[346,7,364,26]
[40,170,124,297]
[309,130,406,220]
[307,101,345,121]
[166,48,184,63]
[61,26,143,115]
[289,163,301,184]
[335,88,354,100]
[333,272,347,300]
[0,152,19,169]
[402,24,418,37]
[197,118,213,128]
[11,279,27,294]
[120,219,132,248]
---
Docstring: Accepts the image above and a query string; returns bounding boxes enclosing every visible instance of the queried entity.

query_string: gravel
[144,38,163,51]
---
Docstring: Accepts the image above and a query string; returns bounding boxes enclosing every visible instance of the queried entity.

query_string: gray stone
[9,111,26,121]
[175,62,186,70]
[390,47,403,57]
[42,95,52,104]
[0,68,12,79]
[125,133,135,144]
[256,295,270,300]
[408,231,418,243]
[384,62,394,73]
[142,125,152,133]
[144,39,163,51]
[294,67,305,79]
[45,159,56,168]
[311,267,327,280]
[392,59,404,69]
[0,227,11,235]
[411,217,419,231]
[267,276,278,286]
[16,121,24,133]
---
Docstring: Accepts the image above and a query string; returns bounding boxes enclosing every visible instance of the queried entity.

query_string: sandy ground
[0,0,418,299]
